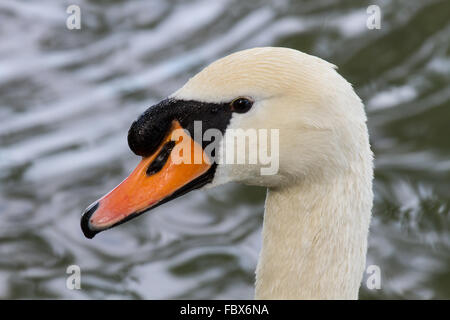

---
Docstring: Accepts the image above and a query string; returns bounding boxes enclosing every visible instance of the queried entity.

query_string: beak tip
[81,201,100,239]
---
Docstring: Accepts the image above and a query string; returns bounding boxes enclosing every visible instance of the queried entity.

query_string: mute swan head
[81,47,373,299]
[171,47,369,188]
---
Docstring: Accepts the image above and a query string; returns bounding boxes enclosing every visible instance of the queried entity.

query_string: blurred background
[0,0,449,299]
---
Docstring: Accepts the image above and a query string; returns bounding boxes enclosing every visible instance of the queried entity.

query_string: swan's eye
[231,97,253,113]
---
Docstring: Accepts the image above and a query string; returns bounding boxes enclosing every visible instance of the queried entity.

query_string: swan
[81,47,374,299]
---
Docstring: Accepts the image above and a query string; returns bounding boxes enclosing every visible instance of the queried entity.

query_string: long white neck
[255,165,373,299]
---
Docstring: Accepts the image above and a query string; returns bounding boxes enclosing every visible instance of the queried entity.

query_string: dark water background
[0,0,449,299]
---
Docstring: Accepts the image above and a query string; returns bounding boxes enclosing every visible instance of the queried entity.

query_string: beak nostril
[80,201,100,239]
[146,141,176,176]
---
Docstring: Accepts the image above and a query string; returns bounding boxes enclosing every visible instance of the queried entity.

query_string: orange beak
[81,120,212,238]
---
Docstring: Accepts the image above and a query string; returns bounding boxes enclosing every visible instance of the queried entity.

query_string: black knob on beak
[127,99,174,157]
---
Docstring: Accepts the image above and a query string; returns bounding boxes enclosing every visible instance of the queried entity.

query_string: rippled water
[0,0,449,299]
